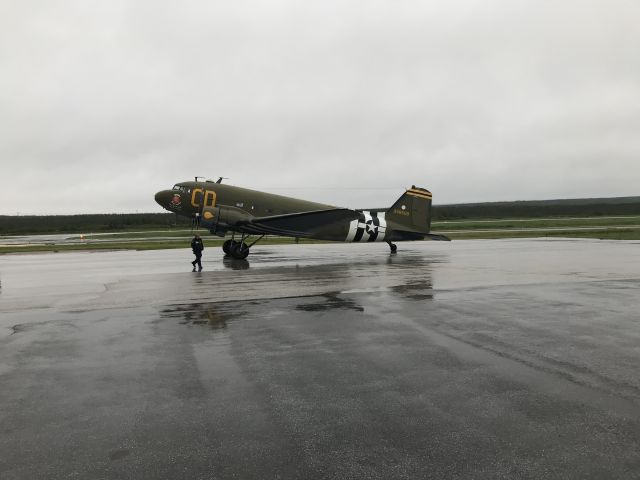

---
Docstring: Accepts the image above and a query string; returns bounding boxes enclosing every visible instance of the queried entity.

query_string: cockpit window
[172,185,180,190]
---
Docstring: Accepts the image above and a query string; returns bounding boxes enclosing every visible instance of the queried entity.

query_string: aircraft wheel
[389,243,397,253]
[222,239,236,255]
[231,242,250,260]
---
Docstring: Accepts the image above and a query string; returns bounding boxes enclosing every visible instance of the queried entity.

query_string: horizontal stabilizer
[425,233,451,241]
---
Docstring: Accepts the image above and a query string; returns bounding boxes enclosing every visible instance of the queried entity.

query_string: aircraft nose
[154,190,171,208]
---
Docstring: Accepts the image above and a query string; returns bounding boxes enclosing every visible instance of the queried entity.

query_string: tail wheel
[231,242,250,260]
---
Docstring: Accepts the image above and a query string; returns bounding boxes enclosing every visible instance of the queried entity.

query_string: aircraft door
[204,190,216,209]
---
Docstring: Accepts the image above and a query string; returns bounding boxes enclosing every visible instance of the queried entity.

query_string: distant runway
[1,240,640,479]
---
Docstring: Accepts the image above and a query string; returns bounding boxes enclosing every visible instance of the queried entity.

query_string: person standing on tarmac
[191,235,204,271]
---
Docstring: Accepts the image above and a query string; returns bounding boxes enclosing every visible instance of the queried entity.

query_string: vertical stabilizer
[385,186,432,234]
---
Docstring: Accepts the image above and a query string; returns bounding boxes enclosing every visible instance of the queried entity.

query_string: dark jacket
[191,238,204,254]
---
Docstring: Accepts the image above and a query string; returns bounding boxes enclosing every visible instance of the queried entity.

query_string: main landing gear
[222,234,264,260]
[386,240,397,253]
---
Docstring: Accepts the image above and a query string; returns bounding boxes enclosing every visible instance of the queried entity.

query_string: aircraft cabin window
[236,202,244,207]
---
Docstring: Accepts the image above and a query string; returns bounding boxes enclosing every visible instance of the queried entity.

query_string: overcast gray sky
[1,0,639,214]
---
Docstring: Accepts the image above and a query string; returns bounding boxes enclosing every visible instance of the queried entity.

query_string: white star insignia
[365,220,378,235]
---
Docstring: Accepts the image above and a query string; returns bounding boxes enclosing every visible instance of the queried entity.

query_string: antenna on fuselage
[216,177,227,184]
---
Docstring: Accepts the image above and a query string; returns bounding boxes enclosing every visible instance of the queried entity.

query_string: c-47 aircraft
[154,178,450,259]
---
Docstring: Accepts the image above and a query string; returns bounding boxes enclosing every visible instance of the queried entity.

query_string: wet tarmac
[1,239,640,479]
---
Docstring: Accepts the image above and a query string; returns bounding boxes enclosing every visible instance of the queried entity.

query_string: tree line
[433,197,640,220]
[0,213,192,235]
[1,197,638,234]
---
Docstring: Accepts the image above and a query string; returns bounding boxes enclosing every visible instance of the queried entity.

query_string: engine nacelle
[200,205,252,235]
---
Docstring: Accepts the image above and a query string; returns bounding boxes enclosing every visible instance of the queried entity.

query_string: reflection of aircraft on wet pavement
[155,177,450,259]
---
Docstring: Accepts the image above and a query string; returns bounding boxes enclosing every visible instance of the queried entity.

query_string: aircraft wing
[237,208,359,237]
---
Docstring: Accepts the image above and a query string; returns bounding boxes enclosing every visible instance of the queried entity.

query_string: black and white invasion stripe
[345,211,386,242]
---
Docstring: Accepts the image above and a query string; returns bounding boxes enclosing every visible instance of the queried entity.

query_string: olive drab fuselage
[154,180,448,256]
[159,181,333,220]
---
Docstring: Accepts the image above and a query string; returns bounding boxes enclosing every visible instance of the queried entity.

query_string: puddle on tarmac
[295,292,365,312]
[160,302,246,330]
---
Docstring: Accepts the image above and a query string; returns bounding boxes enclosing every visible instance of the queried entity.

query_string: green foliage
[0,213,191,235]
[432,197,640,220]
[1,197,639,235]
